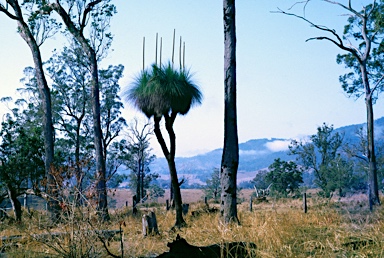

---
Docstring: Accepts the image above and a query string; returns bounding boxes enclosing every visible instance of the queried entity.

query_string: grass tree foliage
[128,62,202,228]
[279,0,384,206]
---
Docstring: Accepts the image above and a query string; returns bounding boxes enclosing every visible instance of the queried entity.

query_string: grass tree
[127,62,202,228]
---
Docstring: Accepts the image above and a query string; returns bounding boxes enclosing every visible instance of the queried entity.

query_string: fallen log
[156,234,256,258]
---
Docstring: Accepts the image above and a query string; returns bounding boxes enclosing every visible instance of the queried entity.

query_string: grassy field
[0,189,383,257]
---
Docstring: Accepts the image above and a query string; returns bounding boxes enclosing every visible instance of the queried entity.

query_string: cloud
[265,140,290,152]
[239,150,267,156]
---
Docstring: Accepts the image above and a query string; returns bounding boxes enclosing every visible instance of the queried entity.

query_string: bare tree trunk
[90,56,109,221]
[75,122,83,206]
[5,0,59,221]
[221,0,239,224]
[136,158,141,203]
[141,157,145,200]
[359,62,380,206]
[365,90,380,205]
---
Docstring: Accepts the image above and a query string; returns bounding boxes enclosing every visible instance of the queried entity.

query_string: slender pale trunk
[9,0,59,220]
[136,157,141,202]
[221,0,239,224]
[361,64,380,205]
[140,157,145,199]
[75,121,83,205]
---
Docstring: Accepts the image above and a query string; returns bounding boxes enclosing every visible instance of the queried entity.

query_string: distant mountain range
[149,117,384,186]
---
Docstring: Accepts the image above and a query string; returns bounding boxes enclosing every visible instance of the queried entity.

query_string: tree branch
[80,0,103,32]
[323,0,362,18]
[275,7,362,62]
[0,4,19,20]
[153,116,170,158]
[369,74,384,97]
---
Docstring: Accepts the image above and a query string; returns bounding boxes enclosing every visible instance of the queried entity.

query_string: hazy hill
[148,117,384,186]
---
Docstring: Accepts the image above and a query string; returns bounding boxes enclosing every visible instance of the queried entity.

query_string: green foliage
[266,159,303,197]
[290,123,353,197]
[204,168,220,202]
[107,173,127,189]
[147,184,165,198]
[0,108,45,220]
[128,62,202,118]
[251,170,269,189]
[336,2,384,100]
[45,43,126,193]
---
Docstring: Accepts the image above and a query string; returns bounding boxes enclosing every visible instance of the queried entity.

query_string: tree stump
[142,211,159,237]
[182,204,189,216]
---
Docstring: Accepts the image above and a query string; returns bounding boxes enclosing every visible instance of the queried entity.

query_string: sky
[0,0,382,158]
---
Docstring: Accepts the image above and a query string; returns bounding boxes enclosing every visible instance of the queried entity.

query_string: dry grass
[1,191,383,257]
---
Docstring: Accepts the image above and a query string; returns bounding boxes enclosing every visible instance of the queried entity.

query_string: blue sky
[0,0,382,157]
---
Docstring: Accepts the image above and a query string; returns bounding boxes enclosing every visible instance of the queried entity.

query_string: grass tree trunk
[8,0,59,221]
[154,116,185,228]
[221,0,239,224]
[167,158,185,227]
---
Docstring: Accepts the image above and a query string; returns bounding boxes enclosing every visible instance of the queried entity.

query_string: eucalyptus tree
[46,0,116,220]
[221,0,239,224]
[128,63,202,228]
[289,123,346,197]
[47,45,125,206]
[47,44,93,203]
[124,119,156,203]
[0,103,45,222]
[278,0,384,205]
[0,0,60,219]
[99,64,126,162]
[266,159,303,197]
[204,168,220,202]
